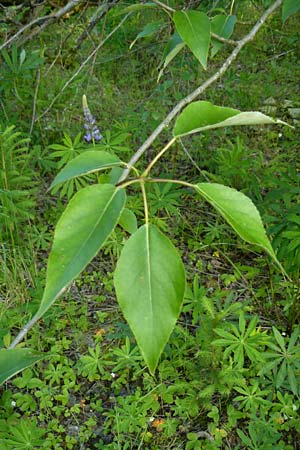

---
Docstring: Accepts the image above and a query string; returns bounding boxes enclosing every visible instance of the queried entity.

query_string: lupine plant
[82,95,103,143]
[1,0,296,383]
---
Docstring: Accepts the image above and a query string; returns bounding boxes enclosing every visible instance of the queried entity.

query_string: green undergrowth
[1,1,300,449]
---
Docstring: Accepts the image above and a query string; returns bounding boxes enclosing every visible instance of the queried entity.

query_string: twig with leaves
[118,0,283,182]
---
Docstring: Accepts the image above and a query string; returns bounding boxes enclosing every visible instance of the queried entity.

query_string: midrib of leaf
[78,187,120,250]
[63,188,119,271]
[184,12,198,40]
[41,187,123,309]
[145,224,154,336]
[52,161,122,188]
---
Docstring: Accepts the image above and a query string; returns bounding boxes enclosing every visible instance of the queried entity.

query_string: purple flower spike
[82,95,103,143]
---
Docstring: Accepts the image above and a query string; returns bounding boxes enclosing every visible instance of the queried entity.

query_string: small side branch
[211,32,237,45]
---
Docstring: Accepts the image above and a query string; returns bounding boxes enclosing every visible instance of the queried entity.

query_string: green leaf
[114,224,185,373]
[194,183,279,264]
[0,348,44,385]
[35,184,126,320]
[118,208,138,234]
[272,326,286,352]
[130,21,163,49]
[234,345,244,367]
[276,360,287,388]
[237,429,252,447]
[19,48,26,66]
[173,11,211,69]
[159,32,183,66]
[223,344,237,360]
[282,0,300,22]
[108,166,124,185]
[214,328,237,341]
[239,311,246,335]
[287,326,300,352]
[158,33,185,81]
[287,364,298,394]
[213,338,232,346]
[258,358,281,376]
[244,316,259,338]
[211,15,236,57]
[173,101,288,137]
[50,151,122,189]
[244,344,264,362]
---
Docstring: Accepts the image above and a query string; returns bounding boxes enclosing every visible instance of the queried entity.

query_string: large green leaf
[173,101,288,137]
[194,183,279,263]
[0,348,44,385]
[282,0,300,21]
[50,151,122,189]
[35,184,126,320]
[173,11,211,69]
[114,224,185,373]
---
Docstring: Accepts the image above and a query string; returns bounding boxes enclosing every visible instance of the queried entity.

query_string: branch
[0,0,85,51]
[152,0,175,13]
[118,0,283,182]
[0,14,52,51]
[75,0,120,51]
[211,32,237,45]
[37,13,131,121]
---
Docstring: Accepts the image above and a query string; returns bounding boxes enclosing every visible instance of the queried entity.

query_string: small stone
[67,425,80,436]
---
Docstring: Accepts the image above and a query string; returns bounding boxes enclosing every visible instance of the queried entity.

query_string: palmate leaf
[34,184,126,320]
[194,183,282,268]
[50,151,122,189]
[0,348,44,385]
[173,101,288,138]
[114,224,185,373]
[173,11,211,69]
